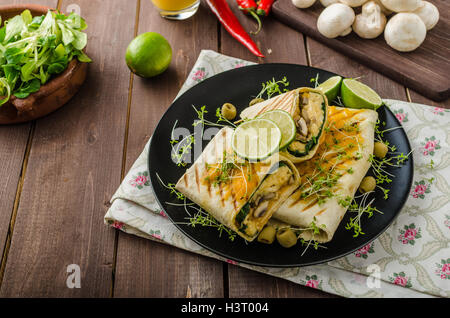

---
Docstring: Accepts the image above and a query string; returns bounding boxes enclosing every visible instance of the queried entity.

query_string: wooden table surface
[0,0,448,298]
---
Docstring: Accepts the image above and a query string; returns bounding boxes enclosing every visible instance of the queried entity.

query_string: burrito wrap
[273,106,378,243]
[175,127,301,241]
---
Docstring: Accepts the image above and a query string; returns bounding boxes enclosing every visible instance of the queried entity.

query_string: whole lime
[125,32,172,78]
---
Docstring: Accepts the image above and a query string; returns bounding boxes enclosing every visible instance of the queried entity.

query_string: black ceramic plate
[148,64,413,267]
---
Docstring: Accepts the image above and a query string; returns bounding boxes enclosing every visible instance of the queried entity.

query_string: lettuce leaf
[0,9,92,106]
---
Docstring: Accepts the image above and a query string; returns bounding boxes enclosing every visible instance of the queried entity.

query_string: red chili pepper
[205,0,264,58]
[236,0,262,34]
[256,0,274,17]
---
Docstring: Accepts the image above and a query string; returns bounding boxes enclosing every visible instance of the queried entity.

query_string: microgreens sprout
[297,218,327,256]
[185,207,237,241]
[338,195,353,208]
[374,119,404,138]
[192,105,233,129]
[377,185,390,200]
[256,76,290,100]
[310,73,320,88]
[369,149,412,186]
[170,127,195,168]
[333,96,345,107]
[156,172,185,201]
[377,126,403,136]
[299,238,327,256]
[345,192,382,237]
[312,217,324,233]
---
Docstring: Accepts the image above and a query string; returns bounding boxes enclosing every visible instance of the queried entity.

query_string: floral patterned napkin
[104,50,450,298]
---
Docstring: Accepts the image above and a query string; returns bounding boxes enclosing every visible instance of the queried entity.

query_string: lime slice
[257,110,296,149]
[317,76,342,102]
[232,119,282,161]
[340,78,383,110]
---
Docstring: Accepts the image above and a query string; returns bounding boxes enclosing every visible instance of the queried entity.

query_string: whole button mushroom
[317,3,355,38]
[292,0,317,8]
[384,13,426,52]
[380,0,421,12]
[339,0,367,7]
[411,1,440,30]
[371,0,392,15]
[353,1,387,39]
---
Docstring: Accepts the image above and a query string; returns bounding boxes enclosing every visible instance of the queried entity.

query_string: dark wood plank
[219,4,336,298]
[113,0,224,298]
[0,122,29,261]
[115,234,224,298]
[0,0,57,289]
[273,0,450,102]
[0,0,136,297]
[408,90,450,109]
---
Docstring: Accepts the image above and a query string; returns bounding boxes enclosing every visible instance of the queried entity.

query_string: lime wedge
[341,78,383,110]
[257,110,296,149]
[317,75,342,102]
[232,118,282,161]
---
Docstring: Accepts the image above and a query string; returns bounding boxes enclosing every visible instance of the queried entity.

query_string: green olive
[359,176,376,193]
[221,103,237,121]
[249,98,264,106]
[374,141,388,159]
[257,225,276,244]
[276,228,297,248]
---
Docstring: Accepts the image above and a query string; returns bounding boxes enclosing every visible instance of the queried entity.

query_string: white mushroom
[292,0,316,8]
[371,0,392,15]
[317,3,355,38]
[384,13,426,52]
[353,1,387,39]
[320,0,340,7]
[379,0,421,12]
[411,1,439,30]
[339,0,367,7]
[253,201,269,218]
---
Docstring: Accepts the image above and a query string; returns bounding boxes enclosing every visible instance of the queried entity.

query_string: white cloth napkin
[105,50,450,298]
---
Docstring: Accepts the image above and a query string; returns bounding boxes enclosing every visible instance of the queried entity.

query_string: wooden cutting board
[272,0,450,102]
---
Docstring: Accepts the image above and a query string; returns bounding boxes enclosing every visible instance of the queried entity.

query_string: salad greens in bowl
[0,4,92,124]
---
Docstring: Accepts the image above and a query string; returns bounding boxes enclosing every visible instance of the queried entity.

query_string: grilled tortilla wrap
[175,127,301,242]
[273,106,378,243]
[240,87,328,163]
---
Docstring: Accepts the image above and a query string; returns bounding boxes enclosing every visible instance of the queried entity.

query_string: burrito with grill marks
[175,127,301,242]
[273,106,378,243]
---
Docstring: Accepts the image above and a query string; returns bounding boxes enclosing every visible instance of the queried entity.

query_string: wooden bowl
[0,4,88,124]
